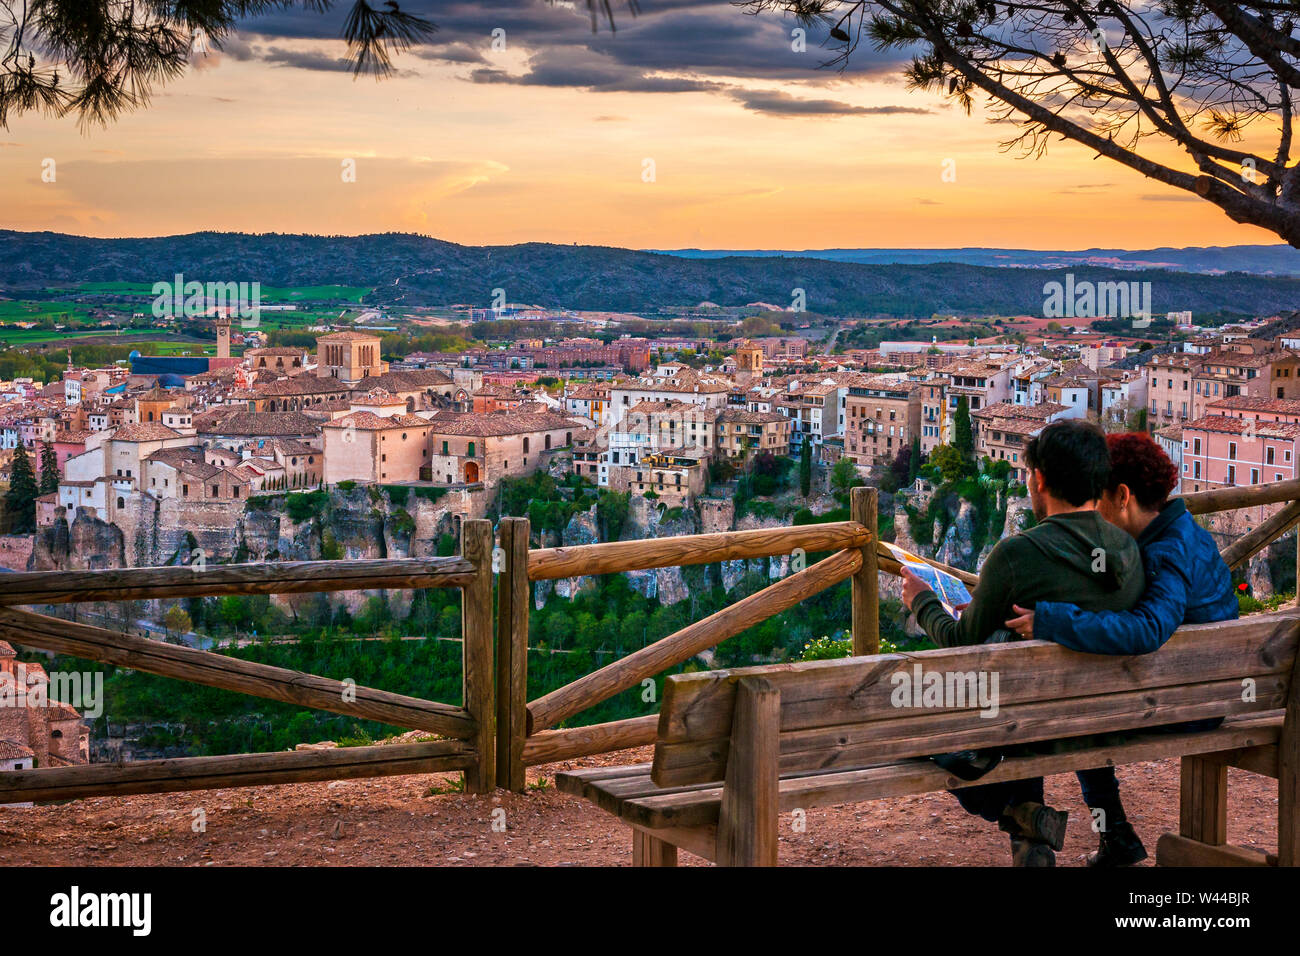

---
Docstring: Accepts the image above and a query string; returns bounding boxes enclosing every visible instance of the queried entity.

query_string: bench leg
[717,677,780,867]
[1280,654,1300,866]
[632,828,678,867]
[1180,755,1228,846]
[1157,755,1227,866]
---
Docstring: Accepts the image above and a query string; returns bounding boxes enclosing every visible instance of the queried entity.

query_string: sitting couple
[900,419,1237,867]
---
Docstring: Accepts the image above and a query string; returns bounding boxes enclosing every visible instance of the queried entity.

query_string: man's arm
[910,543,1017,647]
[1031,557,1191,656]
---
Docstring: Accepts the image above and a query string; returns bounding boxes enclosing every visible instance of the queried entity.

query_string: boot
[1086,821,1148,867]
[1000,800,1068,851]
[1010,834,1056,867]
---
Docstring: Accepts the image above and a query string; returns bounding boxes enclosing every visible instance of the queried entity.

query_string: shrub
[286,489,328,524]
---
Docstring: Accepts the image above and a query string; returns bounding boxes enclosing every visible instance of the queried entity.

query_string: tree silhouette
[1,1,634,129]
[746,1,1300,246]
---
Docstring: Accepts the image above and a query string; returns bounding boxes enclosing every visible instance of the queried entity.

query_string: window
[1252,469,1260,484]
[1229,442,1237,460]
[212,485,219,496]
[1228,465,1236,484]
[1268,447,1276,465]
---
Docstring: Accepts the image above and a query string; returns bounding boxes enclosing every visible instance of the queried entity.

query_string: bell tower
[215,316,231,359]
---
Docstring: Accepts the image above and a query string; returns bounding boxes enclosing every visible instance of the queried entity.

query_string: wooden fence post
[496,517,530,792]
[850,485,880,656]
[461,518,496,794]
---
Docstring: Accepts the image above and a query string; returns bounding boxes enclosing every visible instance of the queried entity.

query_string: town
[0,309,1295,559]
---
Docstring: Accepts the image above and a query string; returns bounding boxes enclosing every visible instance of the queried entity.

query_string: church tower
[215,316,231,359]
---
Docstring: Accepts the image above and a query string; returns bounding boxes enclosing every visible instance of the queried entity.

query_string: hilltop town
[2,309,1300,576]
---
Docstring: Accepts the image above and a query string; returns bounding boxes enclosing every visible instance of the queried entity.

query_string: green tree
[3,442,37,533]
[930,444,968,485]
[163,605,193,639]
[830,458,860,498]
[799,439,812,497]
[954,396,974,462]
[38,441,59,496]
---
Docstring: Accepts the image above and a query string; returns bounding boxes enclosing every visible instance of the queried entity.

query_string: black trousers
[950,777,1044,824]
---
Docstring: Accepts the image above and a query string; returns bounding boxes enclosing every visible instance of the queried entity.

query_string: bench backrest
[650,609,1300,788]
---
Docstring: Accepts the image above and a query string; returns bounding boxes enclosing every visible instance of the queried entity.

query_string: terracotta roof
[317,330,382,342]
[323,412,431,431]
[428,410,579,438]
[196,411,322,437]
[716,408,788,425]
[1185,415,1300,439]
[111,423,181,442]
[0,739,34,760]
[972,401,1068,421]
[1206,396,1300,416]
[0,640,14,658]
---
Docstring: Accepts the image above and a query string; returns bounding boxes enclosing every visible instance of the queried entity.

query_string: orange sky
[0,27,1286,250]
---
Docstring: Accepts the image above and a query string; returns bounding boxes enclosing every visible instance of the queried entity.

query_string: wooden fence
[4,476,1300,804]
[0,521,498,801]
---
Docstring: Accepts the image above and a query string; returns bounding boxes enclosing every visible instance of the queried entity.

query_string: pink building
[1180,396,1300,492]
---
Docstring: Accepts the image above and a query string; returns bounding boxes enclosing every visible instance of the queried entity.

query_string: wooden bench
[557,609,1300,866]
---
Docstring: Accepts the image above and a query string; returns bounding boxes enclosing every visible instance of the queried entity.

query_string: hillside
[2,230,1299,318]
[653,244,1300,276]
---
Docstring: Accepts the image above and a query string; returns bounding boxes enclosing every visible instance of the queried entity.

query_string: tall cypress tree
[954,396,974,462]
[39,441,59,496]
[799,439,812,497]
[4,442,38,533]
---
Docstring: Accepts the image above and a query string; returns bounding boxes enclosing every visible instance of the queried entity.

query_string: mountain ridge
[2,230,1297,319]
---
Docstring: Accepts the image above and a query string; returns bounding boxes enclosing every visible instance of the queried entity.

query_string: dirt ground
[0,747,1280,866]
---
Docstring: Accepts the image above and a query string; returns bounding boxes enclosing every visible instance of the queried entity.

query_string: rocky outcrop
[29,508,125,571]
[555,504,600,600]
[935,499,977,570]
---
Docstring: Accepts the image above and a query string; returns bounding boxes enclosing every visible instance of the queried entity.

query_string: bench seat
[558,611,1300,865]
[557,712,1283,851]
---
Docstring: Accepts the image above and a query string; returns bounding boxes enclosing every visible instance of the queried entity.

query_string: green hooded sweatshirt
[912,510,1144,649]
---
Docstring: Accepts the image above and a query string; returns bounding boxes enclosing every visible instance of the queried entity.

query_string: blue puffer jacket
[1032,498,1238,655]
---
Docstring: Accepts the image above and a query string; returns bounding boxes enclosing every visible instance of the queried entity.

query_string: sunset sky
[0,0,1287,250]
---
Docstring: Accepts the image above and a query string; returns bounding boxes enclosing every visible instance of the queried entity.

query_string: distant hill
[2,231,1298,319]
[652,245,1300,276]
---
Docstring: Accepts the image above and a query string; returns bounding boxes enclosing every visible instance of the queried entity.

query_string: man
[900,419,1144,866]
[1002,432,1237,866]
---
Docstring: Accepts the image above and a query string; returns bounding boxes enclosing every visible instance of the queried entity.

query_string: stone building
[0,641,90,788]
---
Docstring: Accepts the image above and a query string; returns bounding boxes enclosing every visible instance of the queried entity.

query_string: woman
[1003,431,1237,866]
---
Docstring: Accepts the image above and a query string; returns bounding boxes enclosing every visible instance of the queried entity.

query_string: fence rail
[0,521,498,801]
[4,476,1300,805]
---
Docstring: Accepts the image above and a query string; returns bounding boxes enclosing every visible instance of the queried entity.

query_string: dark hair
[1105,432,1178,509]
[1024,419,1110,506]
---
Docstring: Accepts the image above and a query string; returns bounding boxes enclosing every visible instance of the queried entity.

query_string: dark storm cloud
[234,0,913,86]
[733,89,931,116]
[262,46,353,72]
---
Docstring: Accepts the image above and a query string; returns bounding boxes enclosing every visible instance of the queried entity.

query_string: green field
[0,327,182,347]
[72,282,372,303]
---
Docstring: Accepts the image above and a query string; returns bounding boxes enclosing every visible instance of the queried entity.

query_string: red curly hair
[1106,432,1179,509]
